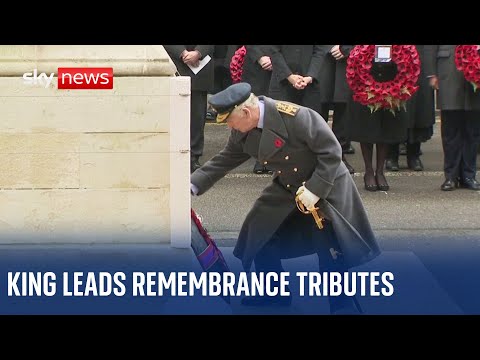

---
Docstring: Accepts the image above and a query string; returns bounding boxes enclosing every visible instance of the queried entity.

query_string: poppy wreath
[230,46,246,83]
[455,45,480,92]
[346,45,421,114]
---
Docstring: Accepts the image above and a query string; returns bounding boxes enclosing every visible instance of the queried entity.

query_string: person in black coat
[424,45,480,191]
[164,45,215,173]
[242,45,274,174]
[241,45,273,96]
[318,45,356,174]
[346,57,409,192]
[224,45,275,174]
[385,45,435,172]
[265,45,325,114]
[212,45,233,94]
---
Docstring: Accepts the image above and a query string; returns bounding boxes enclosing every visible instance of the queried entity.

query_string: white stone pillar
[0,45,191,248]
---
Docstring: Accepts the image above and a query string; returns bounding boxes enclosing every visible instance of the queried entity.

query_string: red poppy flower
[274,138,284,148]
[455,45,480,92]
[346,45,420,114]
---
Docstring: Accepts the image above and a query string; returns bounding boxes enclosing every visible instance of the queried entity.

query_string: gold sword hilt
[295,188,325,230]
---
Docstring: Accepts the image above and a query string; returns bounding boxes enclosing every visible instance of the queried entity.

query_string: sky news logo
[23,68,113,89]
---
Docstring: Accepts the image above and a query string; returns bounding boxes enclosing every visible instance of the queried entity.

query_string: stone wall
[0,45,191,247]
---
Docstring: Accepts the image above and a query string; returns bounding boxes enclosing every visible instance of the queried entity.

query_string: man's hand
[288,74,304,89]
[296,185,320,210]
[191,183,199,196]
[258,56,273,71]
[182,50,202,67]
[330,45,345,60]
[429,75,439,90]
[297,76,313,89]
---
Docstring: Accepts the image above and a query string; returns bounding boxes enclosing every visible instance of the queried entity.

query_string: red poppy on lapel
[274,137,284,148]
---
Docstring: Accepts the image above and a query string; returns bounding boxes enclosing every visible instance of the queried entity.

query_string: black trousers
[388,142,421,160]
[191,90,208,160]
[213,66,232,94]
[441,110,480,180]
[320,102,350,151]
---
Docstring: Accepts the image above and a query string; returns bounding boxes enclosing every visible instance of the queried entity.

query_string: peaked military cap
[209,82,252,123]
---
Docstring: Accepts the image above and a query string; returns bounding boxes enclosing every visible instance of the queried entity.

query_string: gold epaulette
[276,101,300,116]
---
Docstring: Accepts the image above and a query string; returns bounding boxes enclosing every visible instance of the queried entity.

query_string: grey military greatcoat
[191,96,380,271]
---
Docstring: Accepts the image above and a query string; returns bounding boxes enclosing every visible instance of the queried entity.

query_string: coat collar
[257,96,289,160]
[230,96,289,160]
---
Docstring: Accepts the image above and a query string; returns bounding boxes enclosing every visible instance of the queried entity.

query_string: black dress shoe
[363,174,378,191]
[253,161,264,174]
[343,144,355,154]
[265,167,274,175]
[342,157,355,174]
[407,157,424,171]
[205,110,217,121]
[241,294,292,307]
[190,159,201,173]
[459,178,480,191]
[253,161,273,175]
[375,174,390,191]
[385,158,399,171]
[440,179,457,191]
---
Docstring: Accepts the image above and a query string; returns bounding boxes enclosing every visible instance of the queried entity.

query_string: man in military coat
[191,83,380,314]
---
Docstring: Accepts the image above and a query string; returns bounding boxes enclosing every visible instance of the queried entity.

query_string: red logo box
[58,67,113,89]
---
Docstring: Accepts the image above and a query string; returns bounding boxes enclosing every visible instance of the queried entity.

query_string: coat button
[263,161,268,165]
[285,156,289,160]
[278,170,282,174]
[293,167,298,172]
[286,184,291,188]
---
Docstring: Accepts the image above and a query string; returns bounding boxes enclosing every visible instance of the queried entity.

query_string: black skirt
[346,100,409,144]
